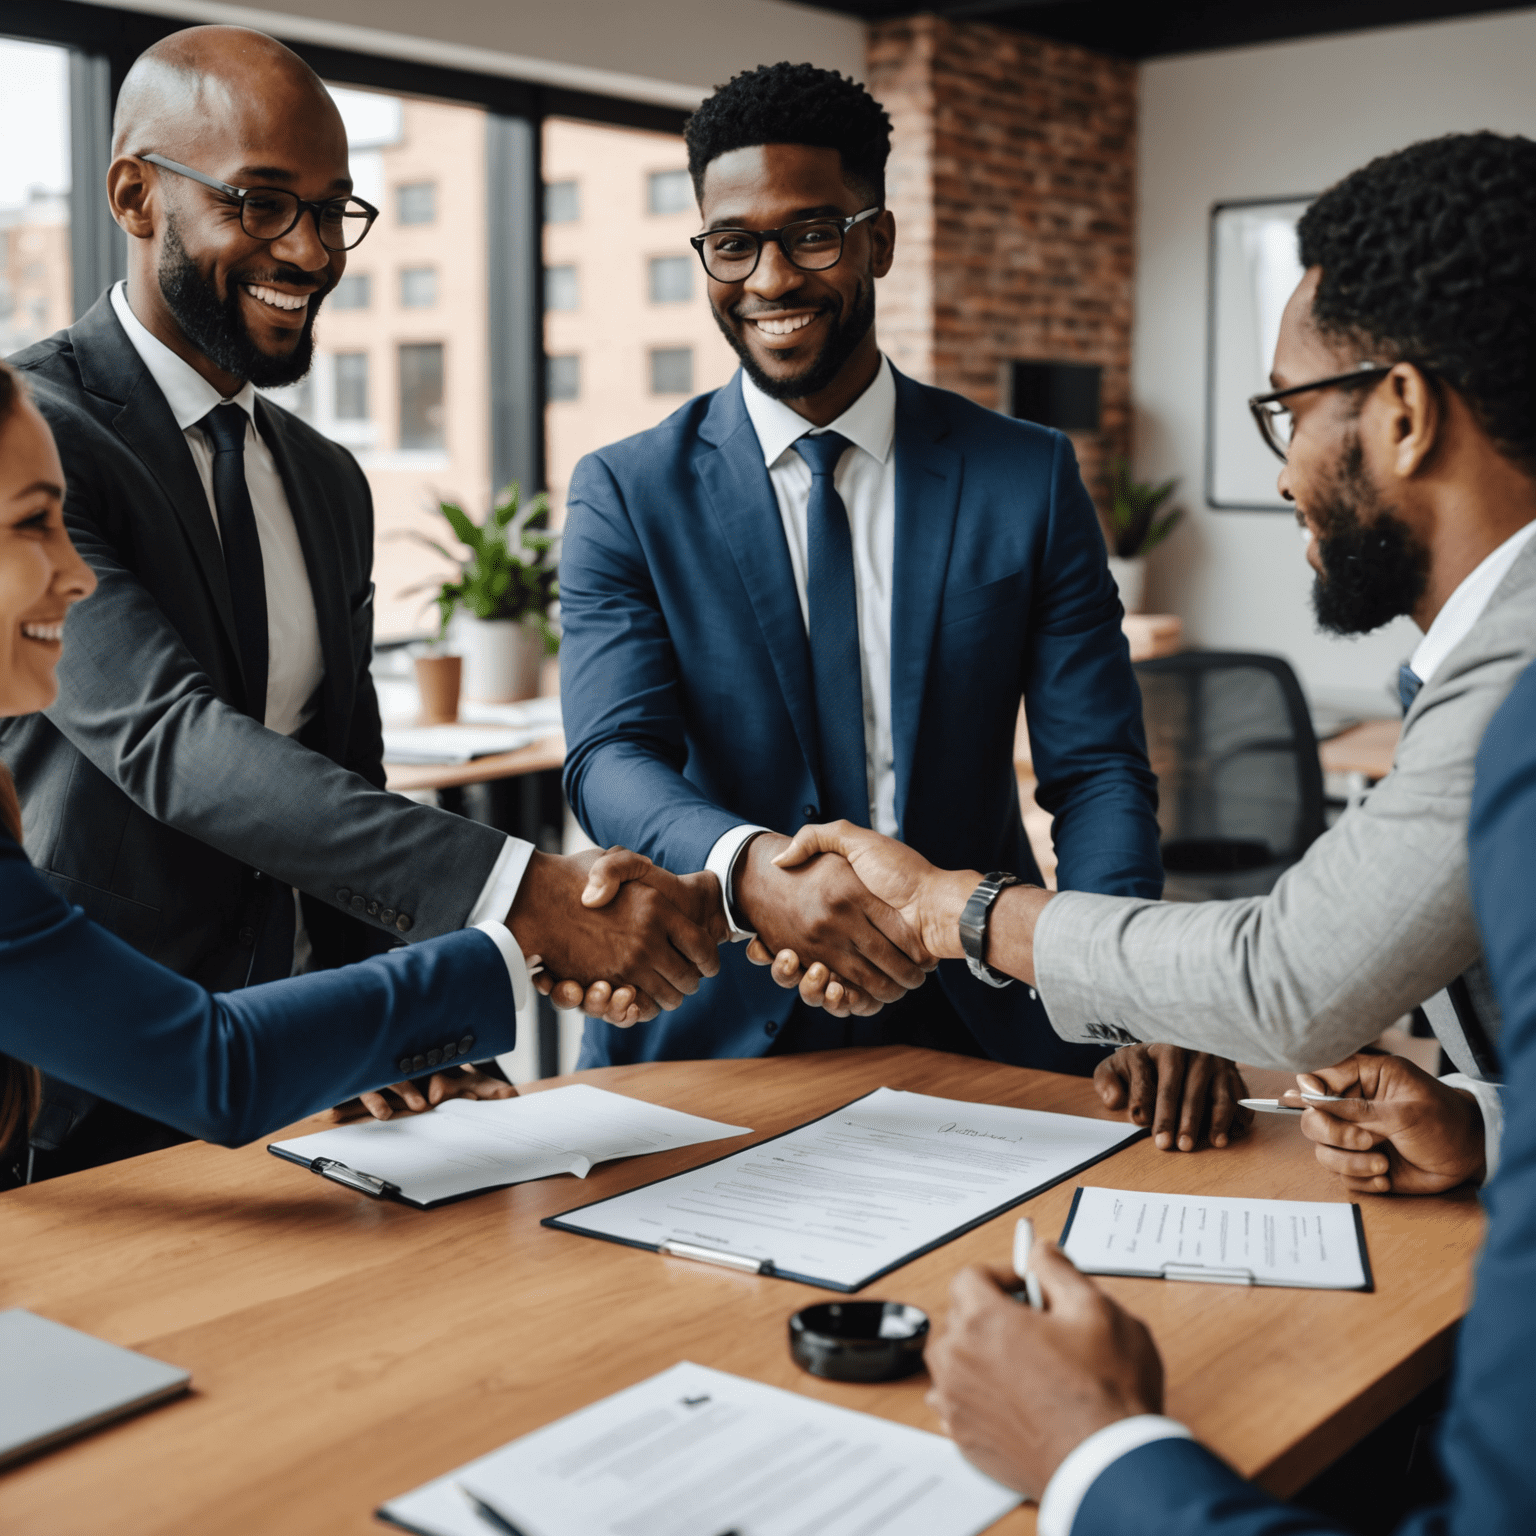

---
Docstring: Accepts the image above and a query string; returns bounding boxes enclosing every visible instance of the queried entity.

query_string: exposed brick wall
[867,16,1136,509]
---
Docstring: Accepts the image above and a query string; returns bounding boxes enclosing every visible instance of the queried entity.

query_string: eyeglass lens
[1256,401,1295,458]
[240,191,374,251]
[699,220,846,280]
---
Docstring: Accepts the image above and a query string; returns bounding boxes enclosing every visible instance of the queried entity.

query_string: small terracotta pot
[414,655,462,724]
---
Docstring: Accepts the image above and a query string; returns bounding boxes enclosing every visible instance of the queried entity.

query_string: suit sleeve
[1023,435,1162,899]
[0,837,515,1147]
[559,452,747,874]
[40,419,506,942]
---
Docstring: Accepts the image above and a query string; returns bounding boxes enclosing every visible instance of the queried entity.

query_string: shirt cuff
[705,824,769,942]
[465,836,536,930]
[1037,1415,1193,1536]
[472,918,531,1013]
[1441,1072,1503,1185]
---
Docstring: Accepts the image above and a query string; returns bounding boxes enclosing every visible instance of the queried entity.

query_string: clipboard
[543,1088,1146,1293]
[1058,1186,1375,1292]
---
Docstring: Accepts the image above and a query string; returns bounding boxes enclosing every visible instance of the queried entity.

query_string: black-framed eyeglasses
[1248,363,1393,462]
[142,153,379,252]
[689,205,882,282]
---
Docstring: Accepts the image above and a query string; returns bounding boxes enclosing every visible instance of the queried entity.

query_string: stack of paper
[380,725,543,764]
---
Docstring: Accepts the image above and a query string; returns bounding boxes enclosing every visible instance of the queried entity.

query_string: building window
[648,169,692,215]
[397,181,436,225]
[400,266,437,308]
[399,342,444,449]
[650,347,693,395]
[546,354,580,402]
[648,255,694,304]
[333,352,369,420]
[544,180,580,223]
[330,273,371,310]
[544,264,579,312]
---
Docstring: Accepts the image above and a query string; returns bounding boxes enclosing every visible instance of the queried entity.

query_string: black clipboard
[543,1091,1146,1293]
[1057,1186,1375,1292]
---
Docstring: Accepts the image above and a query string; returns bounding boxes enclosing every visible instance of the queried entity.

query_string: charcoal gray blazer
[2,293,507,994]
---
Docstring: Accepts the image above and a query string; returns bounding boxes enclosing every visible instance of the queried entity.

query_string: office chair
[1134,651,1325,901]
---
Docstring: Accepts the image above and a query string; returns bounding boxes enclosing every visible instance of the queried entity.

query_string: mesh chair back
[1134,651,1325,901]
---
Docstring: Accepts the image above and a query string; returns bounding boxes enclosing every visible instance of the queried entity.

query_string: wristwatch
[958,872,1021,988]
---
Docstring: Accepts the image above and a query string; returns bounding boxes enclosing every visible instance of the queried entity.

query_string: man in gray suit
[1,26,721,1179]
[761,132,1536,1196]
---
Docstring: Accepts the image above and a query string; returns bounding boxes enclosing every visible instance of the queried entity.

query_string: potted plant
[401,482,560,703]
[1104,461,1182,614]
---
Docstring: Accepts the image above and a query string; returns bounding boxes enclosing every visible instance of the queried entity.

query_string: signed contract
[546,1087,1142,1290]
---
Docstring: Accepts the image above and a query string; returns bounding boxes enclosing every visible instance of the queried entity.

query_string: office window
[0,40,71,355]
[546,354,580,402]
[544,180,580,223]
[648,255,693,304]
[648,169,693,215]
[397,181,436,226]
[399,342,444,450]
[544,264,578,312]
[650,347,693,395]
[330,273,371,310]
[400,266,437,308]
[334,352,369,420]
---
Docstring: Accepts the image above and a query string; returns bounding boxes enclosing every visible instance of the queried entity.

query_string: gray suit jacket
[1,294,507,993]
[1034,536,1536,1078]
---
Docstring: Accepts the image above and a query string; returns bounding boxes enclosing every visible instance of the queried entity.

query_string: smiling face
[0,398,97,717]
[698,143,894,410]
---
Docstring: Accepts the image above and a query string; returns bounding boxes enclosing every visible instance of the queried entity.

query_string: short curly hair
[685,63,892,203]
[1298,131,1536,476]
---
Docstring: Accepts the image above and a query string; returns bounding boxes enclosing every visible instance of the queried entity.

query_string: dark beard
[1309,439,1430,635]
[714,271,876,401]
[157,217,325,389]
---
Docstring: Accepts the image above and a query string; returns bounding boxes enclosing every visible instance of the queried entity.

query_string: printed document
[1061,1186,1370,1290]
[376,1361,1019,1536]
[269,1084,749,1207]
[548,1086,1141,1290]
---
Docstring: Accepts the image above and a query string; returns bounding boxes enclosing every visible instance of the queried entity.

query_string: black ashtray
[788,1301,930,1383]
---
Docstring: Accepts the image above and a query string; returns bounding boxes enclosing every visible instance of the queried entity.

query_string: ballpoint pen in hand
[1013,1216,1045,1310]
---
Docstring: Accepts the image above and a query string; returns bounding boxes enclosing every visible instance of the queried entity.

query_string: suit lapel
[696,375,821,785]
[255,398,354,759]
[889,371,963,828]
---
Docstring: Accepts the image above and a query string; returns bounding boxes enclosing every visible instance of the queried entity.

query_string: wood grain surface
[0,1048,1481,1535]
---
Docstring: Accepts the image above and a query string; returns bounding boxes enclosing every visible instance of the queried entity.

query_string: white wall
[87,0,867,109]
[1135,8,1536,713]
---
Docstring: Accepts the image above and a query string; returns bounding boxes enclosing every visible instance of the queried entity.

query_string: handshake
[530,820,1008,1024]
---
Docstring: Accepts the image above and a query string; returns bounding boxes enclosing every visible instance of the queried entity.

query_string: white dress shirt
[704,357,899,938]
[110,283,531,985]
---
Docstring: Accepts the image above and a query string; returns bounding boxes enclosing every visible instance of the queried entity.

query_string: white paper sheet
[380,725,544,763]
[377,1361,1019,1536]
[270,1085,749,1207]
[1061,1186,1369,1290]
[550,1086,1141,1290]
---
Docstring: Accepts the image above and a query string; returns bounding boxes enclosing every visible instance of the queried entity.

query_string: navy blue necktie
[797,431,870,827]
[1398,664,1423,717]
[199,404,269,724]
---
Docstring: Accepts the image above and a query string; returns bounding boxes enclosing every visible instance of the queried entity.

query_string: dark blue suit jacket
[1070,655,1536,1535]
[0,831,515,1148]
[560,367,1162,1070]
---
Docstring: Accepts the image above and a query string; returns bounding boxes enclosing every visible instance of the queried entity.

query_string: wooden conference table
[0,1048,1481,1535]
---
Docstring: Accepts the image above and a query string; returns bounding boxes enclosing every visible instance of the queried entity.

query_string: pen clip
[312,1157,398,1199]
[659,1239,773,1275]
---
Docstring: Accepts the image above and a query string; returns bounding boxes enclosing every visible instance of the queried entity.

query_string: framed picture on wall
[1205,195,1313,510]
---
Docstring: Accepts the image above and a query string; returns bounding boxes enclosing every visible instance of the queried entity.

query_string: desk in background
[0,1047,1479,1535]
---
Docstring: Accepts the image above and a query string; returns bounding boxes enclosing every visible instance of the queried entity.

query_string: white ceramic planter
[1106,555,1147,614]
[453,615,544,703]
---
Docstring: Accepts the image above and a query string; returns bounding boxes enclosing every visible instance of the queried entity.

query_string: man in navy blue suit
[559,63,1165,1074]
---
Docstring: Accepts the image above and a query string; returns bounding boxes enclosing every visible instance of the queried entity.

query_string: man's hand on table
[1291,1053,1486,1194]
[327,1064,517,1123]
[926,1244,1163,1498]
[1096,1043,1254,1152]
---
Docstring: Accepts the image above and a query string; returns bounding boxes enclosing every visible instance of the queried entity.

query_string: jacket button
[350,894,366,912]
[337,887,351,904]
[238,927,255,945]
[459,1034,475,1054]
[765,1020,779,1036]
[398,1057,412,1074]
[411,1054,426,1072]
[367,901,380,917]
[381,908,396,924]
[440,1041,457,1060]
[426,1048,440,1067]
[802,804,818,820]
[396,914,413,933]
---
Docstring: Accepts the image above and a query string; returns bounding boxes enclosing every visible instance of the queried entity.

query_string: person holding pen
[0,357,716,1170]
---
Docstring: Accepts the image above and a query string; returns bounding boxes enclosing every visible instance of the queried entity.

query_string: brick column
[867,16,1136,507]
